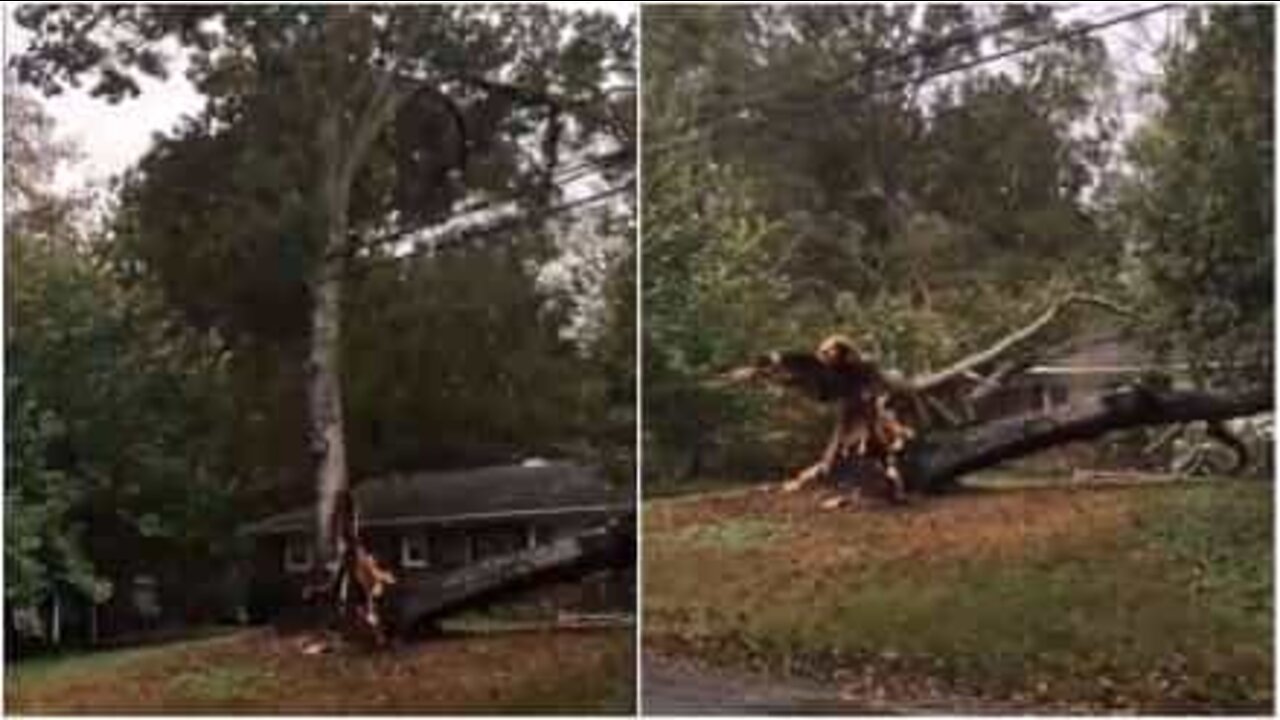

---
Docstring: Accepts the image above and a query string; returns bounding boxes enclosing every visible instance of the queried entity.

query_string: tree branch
[908,293,1138,394]
[1206,419,1251,474]
[353,181,632,270]
[340,71,408,194]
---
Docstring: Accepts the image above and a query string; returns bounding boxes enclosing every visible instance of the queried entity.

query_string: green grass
[6,627,635,713]
[165,666,262,703]
[644,480,1273,712]
[679,518,790,550]
[642,476,763,499]
[8,643,178,685]
[491,634,636,714]
[6,627,240,685]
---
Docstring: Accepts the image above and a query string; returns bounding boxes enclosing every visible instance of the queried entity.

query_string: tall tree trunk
[307,16,406,574]
[310,112,351,559]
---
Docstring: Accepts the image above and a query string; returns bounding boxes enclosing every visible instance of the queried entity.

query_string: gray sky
[6,3,1168,193]
[4,2,634,191]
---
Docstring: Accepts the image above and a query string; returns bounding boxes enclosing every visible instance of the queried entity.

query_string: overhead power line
[647,3,1176,157]
[683,6,1074,136]
[356,180,633,270]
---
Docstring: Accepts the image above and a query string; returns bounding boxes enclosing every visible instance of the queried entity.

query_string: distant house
[972,334,1169,420]
[240,461,635,622]
[973,334,1271,474]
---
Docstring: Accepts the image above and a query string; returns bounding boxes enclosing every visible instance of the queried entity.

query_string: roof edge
[242,502,634,537]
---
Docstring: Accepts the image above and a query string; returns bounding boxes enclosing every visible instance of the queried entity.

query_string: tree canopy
[1118,6,1274,381]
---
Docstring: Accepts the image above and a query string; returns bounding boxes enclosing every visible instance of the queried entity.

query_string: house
[972,334,1271,474]
[971,334,1163,420]
[240,460,635,623]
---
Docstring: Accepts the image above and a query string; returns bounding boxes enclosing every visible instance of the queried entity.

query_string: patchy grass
[644,479,1273,713]
[6,627,634,714]
[679,517,790,551]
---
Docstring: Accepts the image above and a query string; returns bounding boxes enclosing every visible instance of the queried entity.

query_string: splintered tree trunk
[898,386,1273,492]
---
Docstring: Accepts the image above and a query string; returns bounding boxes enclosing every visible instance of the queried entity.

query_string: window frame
[400,531,431,569]
[283,536,314,573]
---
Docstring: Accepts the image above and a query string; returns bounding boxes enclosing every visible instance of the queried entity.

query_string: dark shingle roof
[241,461,632,536]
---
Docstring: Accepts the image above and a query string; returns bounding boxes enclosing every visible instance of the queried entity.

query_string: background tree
[15,6,635,561]
[5,86,241,642]
[1116,6,1274,381]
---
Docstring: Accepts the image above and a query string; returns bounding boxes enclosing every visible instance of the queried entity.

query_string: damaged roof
[241,461,632,537]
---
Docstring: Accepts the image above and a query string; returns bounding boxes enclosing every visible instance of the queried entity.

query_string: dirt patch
[643,649,1061,715]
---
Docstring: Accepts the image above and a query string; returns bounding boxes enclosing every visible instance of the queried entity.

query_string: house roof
[241,461,633,537]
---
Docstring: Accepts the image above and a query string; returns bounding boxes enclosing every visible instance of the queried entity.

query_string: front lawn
[644,479,1272,712]
[6,626,635,714]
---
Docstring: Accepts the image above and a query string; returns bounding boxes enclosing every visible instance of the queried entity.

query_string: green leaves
[1119,6,1274,382]
[5,103,242,605]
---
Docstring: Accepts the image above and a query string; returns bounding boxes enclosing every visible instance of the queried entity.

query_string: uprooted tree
[722,293,1273,500]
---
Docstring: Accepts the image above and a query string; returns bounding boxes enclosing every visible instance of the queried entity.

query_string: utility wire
[351,145,630,256]
[647,3,1174,157]
[357,180,632,269]
[683,5,1074,132]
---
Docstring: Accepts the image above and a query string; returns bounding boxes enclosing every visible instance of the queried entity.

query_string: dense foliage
[1118,6,1274,380]
[6,90,240,617]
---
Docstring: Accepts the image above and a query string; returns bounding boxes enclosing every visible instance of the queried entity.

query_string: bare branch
[340,71,408,193]
[908,293,1138,394]
[1206,419,1251,474]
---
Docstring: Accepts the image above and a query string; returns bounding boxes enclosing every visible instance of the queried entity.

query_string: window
[400,532,430,569]
[534,525,557,546]
[471,526,524,560]
[431,531,469,568]
[284,536,313,573]
[132,575,161,618]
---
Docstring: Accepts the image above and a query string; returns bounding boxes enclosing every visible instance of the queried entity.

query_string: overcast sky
[6,3,1169,193]
[3,2,635,192]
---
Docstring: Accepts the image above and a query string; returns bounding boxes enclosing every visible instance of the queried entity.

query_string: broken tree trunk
[719,294,1272,499]
[304,489,399,646]
[898,385,1272,492]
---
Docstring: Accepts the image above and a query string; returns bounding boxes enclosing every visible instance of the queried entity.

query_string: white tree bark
[310,111,351,560]
[308,21,409,558]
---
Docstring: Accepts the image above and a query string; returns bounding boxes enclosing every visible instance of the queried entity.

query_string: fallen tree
[900,384,1271,492]
[721,294,1273,498]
